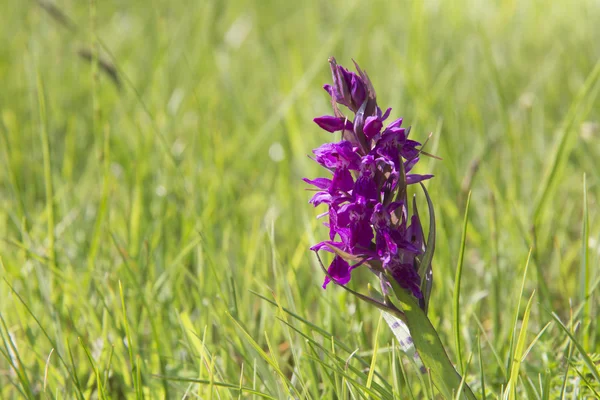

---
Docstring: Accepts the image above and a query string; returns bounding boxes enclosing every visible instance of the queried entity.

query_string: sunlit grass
[1,0,599,398]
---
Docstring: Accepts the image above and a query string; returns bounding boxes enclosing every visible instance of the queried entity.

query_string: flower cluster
[305,58,433,298]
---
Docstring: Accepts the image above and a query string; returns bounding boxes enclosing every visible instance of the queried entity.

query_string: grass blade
[366,314,384,389]
[506,291,535,400]
[157,376,278,399]
[36,69,56,271]
[119,281,139,396]
[550,313,600,383]
[477,336,486,400]
[506,249,532,378]
[580,173,591,349]
[453,191,471,374]
[79,337,106,399]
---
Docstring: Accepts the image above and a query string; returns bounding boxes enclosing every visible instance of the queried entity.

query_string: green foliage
[1,0,599,398]
[389,277,477,399]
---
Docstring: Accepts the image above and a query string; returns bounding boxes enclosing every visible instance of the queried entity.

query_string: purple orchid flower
[305,57,436,299]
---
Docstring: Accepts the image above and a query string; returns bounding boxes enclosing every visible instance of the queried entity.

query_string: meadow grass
[1,0,599,398]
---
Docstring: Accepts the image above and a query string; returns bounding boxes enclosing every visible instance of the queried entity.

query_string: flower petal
[314,116,353,133]
[310,241,345,252]
[322,256,352,288]
[363,116,383,139]
[406,174,434,185]
[313,141,361,170]
[381,107,392,121]
[308,191,331,206]
[303,177,332,189]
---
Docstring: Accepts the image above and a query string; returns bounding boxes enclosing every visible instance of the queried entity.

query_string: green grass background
[1,0,599,398]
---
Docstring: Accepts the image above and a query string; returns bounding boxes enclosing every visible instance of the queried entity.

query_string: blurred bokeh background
[1,0,599,397]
